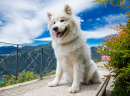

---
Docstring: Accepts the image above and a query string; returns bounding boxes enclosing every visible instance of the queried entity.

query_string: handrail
[0,42,103,87]
[0,42,56,87]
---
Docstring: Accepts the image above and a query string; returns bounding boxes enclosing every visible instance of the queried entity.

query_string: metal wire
[0,42,56,86]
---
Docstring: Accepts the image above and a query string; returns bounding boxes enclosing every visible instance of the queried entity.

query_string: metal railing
[0,42,102,87]
[0,42,56,87]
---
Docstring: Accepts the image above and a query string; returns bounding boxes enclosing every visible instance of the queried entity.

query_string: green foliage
[96,22,130,95]
[44,70,56,77]
[94,0,130,95]
[93,0,127,8]
[112,79,130,96]
[92,58,100,63]
[110,0,114,5]
[0,71,37,88]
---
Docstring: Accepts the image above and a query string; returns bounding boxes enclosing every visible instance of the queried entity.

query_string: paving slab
[0,62,113,96]
[0,76,54,96]
[23,71,109,96]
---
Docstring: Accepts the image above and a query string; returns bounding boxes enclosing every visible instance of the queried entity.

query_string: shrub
[96,22,130,95]
[0,71,37,88]
[44,70,56,77]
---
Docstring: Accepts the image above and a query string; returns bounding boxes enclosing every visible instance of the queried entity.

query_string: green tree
[94,0,130,95]
[93,0,129,8]
[97,22,130,96]
[0,71,37,88]
[18,72,26,83]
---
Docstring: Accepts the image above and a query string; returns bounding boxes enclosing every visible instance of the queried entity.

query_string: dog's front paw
[48,81,58,87]
[69,86,80,93]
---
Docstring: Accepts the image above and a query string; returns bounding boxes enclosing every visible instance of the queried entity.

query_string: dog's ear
[47,12,52,20]
[64,5,72,15]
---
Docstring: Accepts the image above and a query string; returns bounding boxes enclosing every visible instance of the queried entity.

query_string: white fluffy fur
[47,5,102,93]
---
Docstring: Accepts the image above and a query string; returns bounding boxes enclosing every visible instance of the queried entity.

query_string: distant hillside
[0,42,56,76]
[0,43,101,76]
[0,46,17,54]
[91,46,102,61]
[21,43,52,51]
[0,43,53,54]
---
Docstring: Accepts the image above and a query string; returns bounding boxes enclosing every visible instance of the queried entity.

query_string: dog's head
[47,5,80,44]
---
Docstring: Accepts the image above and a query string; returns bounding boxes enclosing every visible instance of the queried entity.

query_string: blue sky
[0,0,129,46]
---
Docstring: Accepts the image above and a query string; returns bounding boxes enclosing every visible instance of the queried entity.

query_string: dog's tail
[90,60,102,83]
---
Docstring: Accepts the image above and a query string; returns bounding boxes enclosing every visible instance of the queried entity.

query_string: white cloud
[89,44,99,47]
[35,25,118,42]
[0,0,127,46]
[96,18,100,21]
[87,19,92,22]
[84,13,127,40]
[36,37,52,41]
[0,21,2,25]
[103,13,127,25]
[84,26,118,39]
[80,19,84,22]
[0,0,99,45]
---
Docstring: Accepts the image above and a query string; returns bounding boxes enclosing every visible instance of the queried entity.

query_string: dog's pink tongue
[56,33,62,38]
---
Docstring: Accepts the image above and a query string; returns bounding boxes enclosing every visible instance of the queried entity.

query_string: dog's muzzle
[53,26,58,32]
[53,27,67,38]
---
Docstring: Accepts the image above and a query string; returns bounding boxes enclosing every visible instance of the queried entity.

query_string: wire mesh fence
[0,42,101,87]
[0,42,56,87]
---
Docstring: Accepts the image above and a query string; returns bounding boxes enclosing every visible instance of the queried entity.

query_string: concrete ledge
[0,75,55,91]
[0,62,111,96]
[0,79,38,91]
[23,71,110,96]
[0,71,110,96]
[96,76,110,96]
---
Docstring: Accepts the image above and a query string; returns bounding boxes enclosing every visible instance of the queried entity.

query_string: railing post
[40,48,43,79]
[16,45,18,80]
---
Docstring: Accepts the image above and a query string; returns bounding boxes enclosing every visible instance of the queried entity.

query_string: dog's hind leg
[84,60,101,84]
[84,65,96,84]
[91,71,102,84]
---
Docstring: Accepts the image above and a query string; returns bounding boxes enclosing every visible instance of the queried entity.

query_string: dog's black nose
[53,26,58,32]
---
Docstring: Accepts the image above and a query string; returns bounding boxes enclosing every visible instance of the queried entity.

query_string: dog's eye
[60,20,65,22]
[54,22,55,24]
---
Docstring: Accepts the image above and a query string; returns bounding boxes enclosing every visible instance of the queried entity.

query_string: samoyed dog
[47,5,101,93]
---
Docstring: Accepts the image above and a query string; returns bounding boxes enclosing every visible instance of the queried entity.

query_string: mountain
[91,46,102,61]
[0,46,17,54]
[0,43,101,76]
[0,42,56,76]
[0,43,53,54]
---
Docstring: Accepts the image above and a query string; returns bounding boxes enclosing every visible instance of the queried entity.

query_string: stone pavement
[0,62,113,96]
[96,62,114,96]
[0,76,54,96]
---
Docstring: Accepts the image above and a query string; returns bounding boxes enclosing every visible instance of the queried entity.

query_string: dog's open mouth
[56,27,67,38]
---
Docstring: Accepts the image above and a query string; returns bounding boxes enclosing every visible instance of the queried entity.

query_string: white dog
[47,5,102,93]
